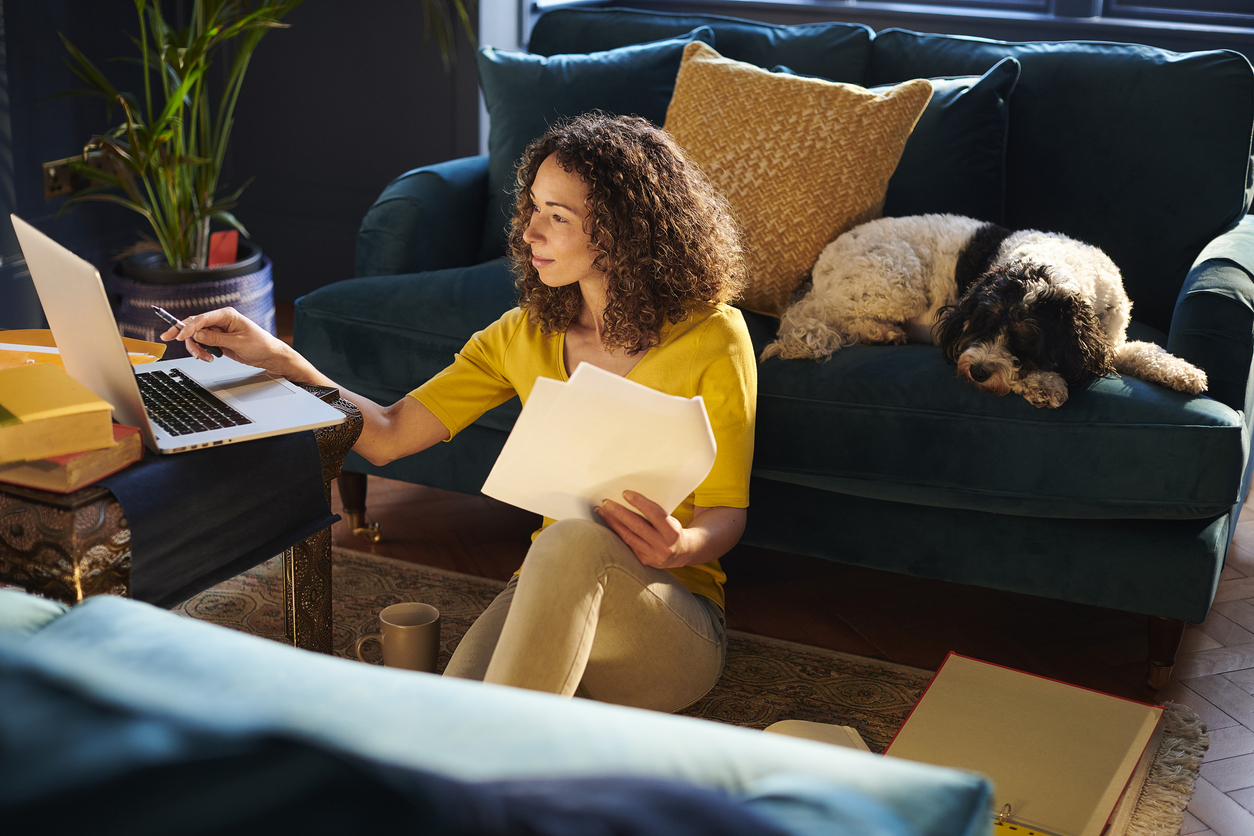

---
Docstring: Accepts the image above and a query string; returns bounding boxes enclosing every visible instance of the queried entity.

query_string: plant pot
[106,241,276,360]
[119,238,266,285]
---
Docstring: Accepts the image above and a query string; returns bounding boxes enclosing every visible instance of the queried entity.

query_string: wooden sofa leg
[1147,616,1186,690]
[337,471,381,543]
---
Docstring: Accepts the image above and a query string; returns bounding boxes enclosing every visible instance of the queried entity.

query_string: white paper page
[481,363,717,522]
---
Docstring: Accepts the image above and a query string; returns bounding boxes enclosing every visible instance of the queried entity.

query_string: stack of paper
[481,363,716,521]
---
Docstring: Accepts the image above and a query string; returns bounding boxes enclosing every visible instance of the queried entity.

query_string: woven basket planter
[106,243,276,360]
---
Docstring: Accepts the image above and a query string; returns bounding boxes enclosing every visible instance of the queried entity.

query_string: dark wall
[227,1,480,302]
[1,0,480,329]
[2,0,143,329]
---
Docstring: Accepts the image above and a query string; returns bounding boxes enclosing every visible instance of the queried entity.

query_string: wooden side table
[0,393,361,654]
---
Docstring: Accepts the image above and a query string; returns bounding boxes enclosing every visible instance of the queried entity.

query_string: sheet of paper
[481,363,716,522]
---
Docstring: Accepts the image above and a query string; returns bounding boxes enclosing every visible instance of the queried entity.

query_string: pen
[151,305,223,357]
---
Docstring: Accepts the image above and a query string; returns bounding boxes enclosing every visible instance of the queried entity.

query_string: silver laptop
[11,214,345,454]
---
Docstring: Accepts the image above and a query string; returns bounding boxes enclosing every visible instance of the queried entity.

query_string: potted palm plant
[61,0,475,356]
[59,0,307,354]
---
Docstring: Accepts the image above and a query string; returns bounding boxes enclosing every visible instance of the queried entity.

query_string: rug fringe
[1124,701,1209,836]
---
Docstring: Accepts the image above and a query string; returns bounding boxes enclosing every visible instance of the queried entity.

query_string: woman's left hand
[595,490,690,569]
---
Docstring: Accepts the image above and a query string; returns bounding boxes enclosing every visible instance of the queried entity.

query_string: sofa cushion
[475,28,713,262]
[878,59,1019,224]
[777,57,1021,226]
[744,310,1246,520]
[867,30,1254,334]
[4,648,819,835]
[0,589,68,637]
[664,42,933,317]
[3,595,994,835]
[527,7,873,85]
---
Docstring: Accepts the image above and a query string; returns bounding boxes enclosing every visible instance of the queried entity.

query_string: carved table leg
[282,393,363,654]
[0,485,131,604]
[283,520,334,652]
[1147,616,1186,690]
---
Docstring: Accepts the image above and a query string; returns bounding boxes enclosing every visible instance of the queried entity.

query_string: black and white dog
[761,214,1207,408]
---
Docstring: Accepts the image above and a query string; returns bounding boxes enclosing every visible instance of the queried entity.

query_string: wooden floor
[329,475,1254,834]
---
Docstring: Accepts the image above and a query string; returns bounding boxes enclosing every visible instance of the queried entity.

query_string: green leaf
[208,209,250,238]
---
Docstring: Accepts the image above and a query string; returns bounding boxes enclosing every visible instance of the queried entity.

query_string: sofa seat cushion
[0,589,68,637]
[0,629,943,836]
[3,595,993,835]
[867,30,1254,334]
[527,7,873,85]
[748,311,1245,519]
[295,260,522,431]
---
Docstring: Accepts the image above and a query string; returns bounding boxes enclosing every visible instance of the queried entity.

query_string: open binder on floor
[885,653,1163,836]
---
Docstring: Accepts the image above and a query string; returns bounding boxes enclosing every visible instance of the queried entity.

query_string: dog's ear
[1070,301,1116,382]
[1034,292,1115,385]
[933,304,965,363]
[933,270,1001,363]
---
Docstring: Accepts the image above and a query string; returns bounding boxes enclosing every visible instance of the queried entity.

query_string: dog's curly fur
[762,214,1208,408]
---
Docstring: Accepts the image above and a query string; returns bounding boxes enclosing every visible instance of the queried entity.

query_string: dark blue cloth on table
[99,431,336,608]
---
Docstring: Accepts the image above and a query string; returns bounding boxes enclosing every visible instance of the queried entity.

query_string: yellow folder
[0,329,164,370]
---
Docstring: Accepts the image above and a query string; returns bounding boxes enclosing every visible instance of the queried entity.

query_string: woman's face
[523,154,602,290]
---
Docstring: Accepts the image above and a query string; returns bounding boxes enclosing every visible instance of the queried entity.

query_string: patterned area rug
[175,547,1207,834]
[174,546,926,749]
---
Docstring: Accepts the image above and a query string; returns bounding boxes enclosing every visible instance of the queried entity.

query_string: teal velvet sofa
[293,7,1254,687]
[0,588,992,835]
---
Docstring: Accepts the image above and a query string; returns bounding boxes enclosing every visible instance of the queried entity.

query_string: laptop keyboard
[137,368,253,436]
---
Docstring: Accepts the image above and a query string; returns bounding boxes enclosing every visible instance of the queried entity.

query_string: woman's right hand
[161,307,451,464]
[158,306,307,381]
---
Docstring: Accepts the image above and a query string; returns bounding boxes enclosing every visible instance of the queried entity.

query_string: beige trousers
[443,518,727,712]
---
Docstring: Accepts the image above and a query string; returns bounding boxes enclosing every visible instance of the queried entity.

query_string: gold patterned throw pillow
[664,42,933,317]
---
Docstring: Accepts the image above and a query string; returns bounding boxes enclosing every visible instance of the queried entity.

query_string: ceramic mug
[353,602,441,673]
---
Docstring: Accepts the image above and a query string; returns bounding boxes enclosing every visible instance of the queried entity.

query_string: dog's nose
[969,365,992,383]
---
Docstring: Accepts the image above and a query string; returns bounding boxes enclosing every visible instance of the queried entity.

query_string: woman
[162,113,756,712]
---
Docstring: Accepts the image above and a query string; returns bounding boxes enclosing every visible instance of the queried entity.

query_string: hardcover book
[0,424,141,492]
[0,364,115,464]
[885,652,1162,836]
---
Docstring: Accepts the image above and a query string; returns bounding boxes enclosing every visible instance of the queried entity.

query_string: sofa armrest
[355,155,490,277]
[1168,216,1254,415]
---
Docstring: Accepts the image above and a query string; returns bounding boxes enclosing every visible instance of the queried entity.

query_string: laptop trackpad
[215,371,292,403]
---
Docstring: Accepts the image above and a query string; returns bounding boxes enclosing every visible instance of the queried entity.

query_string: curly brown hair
[508,112,745,354]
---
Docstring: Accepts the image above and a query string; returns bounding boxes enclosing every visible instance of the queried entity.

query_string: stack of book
[0,423,143,493]
[0,364,142,492]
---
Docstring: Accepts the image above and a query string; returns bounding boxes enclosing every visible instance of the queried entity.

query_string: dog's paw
[1114,341,1209,395]
[1018,371,1069,408]
[845,319,908,345]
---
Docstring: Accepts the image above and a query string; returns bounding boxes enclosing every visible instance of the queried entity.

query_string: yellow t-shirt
[409,302,757,609]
